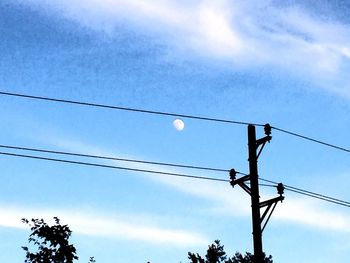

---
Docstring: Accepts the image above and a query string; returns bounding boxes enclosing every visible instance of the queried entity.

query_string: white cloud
[21,0,247,57]
[38,134,252,216]
[275,197,350,232]
[0,204,208,246]
[189,2,244,58]
[341,47,350,58]
[19,0,350,97]
[156,173,350,233]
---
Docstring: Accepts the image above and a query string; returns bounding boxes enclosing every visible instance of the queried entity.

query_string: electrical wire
[258,178,283,185]
[0,151,229,182]
[0,145,349,208]
[259,177,350,208]
[284,184,350,206]
[1,90,349,153]
[1,91,349,205]
[0,148,273,188]
[284,188,350,208]
[0,144,231,173]
[272,126,350,153]
[0,91,262,126]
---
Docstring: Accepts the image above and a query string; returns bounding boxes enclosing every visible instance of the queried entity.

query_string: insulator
[229,169,236,181]
[264,123,272,136]
[277,183,284,195]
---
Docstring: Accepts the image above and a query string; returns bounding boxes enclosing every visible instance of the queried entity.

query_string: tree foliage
[188,240,273,263]
[21,217,94,263]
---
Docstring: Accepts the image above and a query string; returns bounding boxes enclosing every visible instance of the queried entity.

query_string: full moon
[173,119,185,131]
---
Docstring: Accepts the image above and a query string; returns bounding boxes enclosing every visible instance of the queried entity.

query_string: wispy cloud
[39,134,252,216]
[275,197,350,232]
[39,135,350,234]
[155,172,350,233]
[0,204,208,246]
[3,123,350,243]
[20,0,350,97]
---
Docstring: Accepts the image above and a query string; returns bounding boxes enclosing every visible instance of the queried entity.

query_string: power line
[284,184,350,206]
[284,188,350,208]
[1,90,349,154]
[0,150,229,182]
[0,147,272,187]
[0,146,349,208]
[272,126,350,153]
[0,91,262,126]
[259,177,350,208]
[0,144,231,173]
[1,91,349,204]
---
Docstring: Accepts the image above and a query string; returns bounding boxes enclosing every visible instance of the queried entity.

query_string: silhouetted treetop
[188,240,272,263]
[22,217,95,263]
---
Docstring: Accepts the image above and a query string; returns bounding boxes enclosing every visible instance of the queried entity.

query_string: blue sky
[0,0,350,262]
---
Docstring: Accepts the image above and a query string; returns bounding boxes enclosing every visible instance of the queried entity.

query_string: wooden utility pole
[230,124,284,263]
[248,124,263,263]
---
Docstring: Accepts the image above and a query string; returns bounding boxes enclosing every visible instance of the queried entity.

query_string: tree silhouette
[188,240,272,263]
[22,217,95,263]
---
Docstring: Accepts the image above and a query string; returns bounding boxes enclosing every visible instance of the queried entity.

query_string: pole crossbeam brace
[259,196,284,208]
[238,182,251,195]
[230,174,252,195]
[256,136,272,159]
[259,196,284,233]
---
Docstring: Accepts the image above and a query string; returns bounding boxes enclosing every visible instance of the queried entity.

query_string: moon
[173,119,185,131]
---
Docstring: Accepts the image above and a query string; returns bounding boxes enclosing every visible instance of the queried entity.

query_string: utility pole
[230,124,284,263]
[248,124,263,263]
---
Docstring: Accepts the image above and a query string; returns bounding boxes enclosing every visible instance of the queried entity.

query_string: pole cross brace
[259,196,284,233]
[256,135,272,159]
[230,174,252,195]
